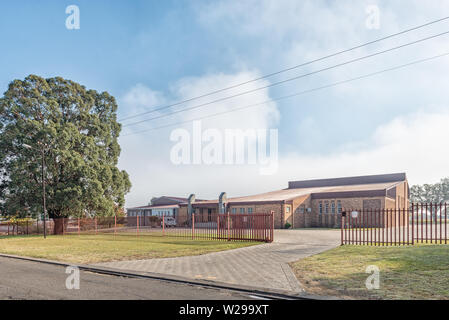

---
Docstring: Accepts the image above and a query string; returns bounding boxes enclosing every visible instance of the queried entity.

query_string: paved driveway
[93,229,341,293]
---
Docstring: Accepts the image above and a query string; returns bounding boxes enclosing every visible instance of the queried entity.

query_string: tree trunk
[49,210,67,235]
[53,218,64,235]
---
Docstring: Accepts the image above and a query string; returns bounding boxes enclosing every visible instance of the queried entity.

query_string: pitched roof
[160,196,189,202]
[190,173,406,205]
[288,173,406,189]
[126,204,180,210]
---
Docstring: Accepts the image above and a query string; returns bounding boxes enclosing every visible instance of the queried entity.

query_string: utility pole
[23,143,47,239]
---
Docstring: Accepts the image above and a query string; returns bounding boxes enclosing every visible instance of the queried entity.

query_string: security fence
[341,203,448,246]
[0,211,274,243]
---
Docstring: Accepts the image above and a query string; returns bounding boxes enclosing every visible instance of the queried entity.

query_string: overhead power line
[119,15,449,122]
[121,51,449,137]
[121,30,449,128]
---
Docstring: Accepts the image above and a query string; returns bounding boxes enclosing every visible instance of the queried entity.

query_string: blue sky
[1,1,449,206]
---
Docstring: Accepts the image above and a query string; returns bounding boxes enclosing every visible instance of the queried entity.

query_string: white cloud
[168,71,280,130]
[121,84,166,118]
[118,70,281,206]
[118,1,449,207]
[120,70,280,134]
[281,109,449,186]
[120,98,449,207]
[194,0,449,110]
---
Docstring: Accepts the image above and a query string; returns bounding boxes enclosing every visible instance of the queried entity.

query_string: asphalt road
[0,256,256,300]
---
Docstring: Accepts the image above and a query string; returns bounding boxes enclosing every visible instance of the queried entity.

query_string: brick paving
[92,229,340,292]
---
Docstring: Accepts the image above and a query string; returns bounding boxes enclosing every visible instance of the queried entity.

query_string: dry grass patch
[0,234,259,264]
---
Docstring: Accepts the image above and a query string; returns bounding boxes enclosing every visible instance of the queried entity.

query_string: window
[208,209,212,222]
[248,208,253,214]
[325,202,329,214]
[331,201,335,214]
[337,200,342,213]
[286,206,291,213]
[240,208,245,214]
[232,208,236,214]
[319,202,323,214]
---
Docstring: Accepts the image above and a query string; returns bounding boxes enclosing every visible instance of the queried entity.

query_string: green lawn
[290,244,449,300]
[0,234,259,264]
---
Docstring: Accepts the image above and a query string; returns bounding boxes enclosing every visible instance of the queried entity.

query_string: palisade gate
[341,203,448,246]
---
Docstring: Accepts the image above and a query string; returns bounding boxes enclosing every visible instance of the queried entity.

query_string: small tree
[410,178,449,203]
[410,178,449,220]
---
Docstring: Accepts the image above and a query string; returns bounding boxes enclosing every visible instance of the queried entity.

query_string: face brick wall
[255,204,283,228]
[308,197,393,228]
[292,196,312,228]
[311,199,342,228]
[225,196,402,229]
[394,181,409,209]
[177,206,188,225]
[175,180,410,229]
[226,203,283,228]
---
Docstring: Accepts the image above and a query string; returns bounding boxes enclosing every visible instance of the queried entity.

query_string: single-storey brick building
[126,196,188,222]
[177,173,409,229]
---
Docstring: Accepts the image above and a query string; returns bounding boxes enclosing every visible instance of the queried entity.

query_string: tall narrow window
[331,201,335,214]
[337,200,342,213]
[325,202,329,214]
[319,202,323,214]
[232,208,236,214]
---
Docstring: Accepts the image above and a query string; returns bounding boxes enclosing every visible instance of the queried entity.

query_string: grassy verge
[0,234,259,264]
[290,244,449,300]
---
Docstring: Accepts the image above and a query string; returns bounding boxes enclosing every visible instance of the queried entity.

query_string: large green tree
[0,75,131,232]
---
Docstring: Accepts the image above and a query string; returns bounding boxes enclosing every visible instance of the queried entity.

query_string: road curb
[0,253,336,300]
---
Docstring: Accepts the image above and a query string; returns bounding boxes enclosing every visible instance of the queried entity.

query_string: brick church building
[177,173,409,229]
